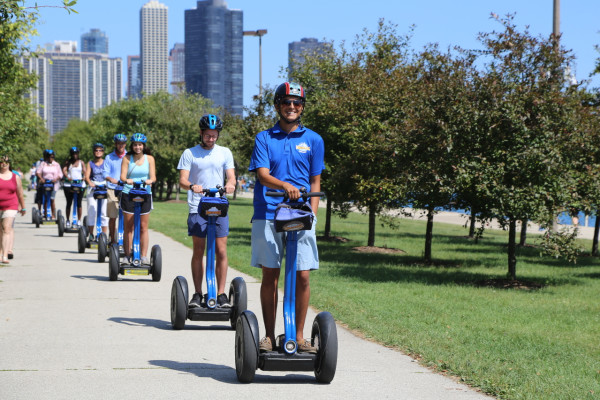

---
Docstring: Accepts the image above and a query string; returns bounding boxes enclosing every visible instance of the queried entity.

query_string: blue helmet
[131,133,147,143]
[43,149,55,158]
[199,114,223,132]
[70,146,79,155]
[93,142,104,150]
[113,133,127,143]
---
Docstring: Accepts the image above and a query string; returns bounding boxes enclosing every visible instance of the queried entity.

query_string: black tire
[229,277,247,329]
[82,215,88,228]
[235,311,259,383]
[34,208,40,228]
[170,276,188,330]
[57,215,65,237]
[31,207,35,224]
[151,245,162,282]
[77,228,86,254]
[98,233,108,263]
[108,244,119,281]
[312,311,338,383]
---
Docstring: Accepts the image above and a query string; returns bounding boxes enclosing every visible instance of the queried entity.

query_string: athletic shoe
[88,233,94,242]
[141,256,150,265]
[189,292,202,308]
[217,293,231,307]
[65,221,71,228]
[297,339,317,354]
[259,337,273,352]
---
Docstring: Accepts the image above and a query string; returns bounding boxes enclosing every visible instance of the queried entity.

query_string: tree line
[3,3,600,279]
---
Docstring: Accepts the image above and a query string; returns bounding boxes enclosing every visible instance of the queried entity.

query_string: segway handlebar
[202,185,225,197]
[265,187,324,202]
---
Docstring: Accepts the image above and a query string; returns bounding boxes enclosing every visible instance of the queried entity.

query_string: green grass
[150,197,600,399]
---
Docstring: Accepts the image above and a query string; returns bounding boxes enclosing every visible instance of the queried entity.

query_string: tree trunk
[469,216,476,238]
[175,182,180,201]
[424,206,434,264]
[519,219,527,246]
[508,218,517,280]
[165,179,173,201]
[367,205,376,247]
[593,213,600,256]
[324,196,332,238]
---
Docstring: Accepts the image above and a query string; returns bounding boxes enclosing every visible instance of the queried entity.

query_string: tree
[454,14,582,279]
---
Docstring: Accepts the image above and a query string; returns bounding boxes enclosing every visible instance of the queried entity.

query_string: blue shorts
[188,213,229,238]
[251,219,319,271]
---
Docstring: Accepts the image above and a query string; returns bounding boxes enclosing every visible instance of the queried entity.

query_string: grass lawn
[150,196,600,400]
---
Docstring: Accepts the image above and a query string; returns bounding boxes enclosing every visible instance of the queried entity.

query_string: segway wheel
[77,228,86,254]
[151,245,162,282]
[108,244,119,281]
[58,215,65,237]
[235,311,259,383]
[312,311,338,383]
[34,208,40,228]
[82,216,88,228]
[98,233,108,263]
[31,207,36,224]
[170,276,188,330]
[229,277,247,329]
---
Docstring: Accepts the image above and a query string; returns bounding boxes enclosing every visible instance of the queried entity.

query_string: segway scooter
[171,186,247,330]
[108,181,161,281]
[235,189,338,384]
[34,179,58,228]
[58,179,83,237]
[78,184,109,262]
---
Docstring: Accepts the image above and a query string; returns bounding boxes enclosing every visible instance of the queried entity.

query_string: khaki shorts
[106,188,121,219]
[0,210,18,219]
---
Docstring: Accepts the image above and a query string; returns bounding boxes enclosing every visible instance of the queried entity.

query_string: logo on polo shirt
[296,142,310,154]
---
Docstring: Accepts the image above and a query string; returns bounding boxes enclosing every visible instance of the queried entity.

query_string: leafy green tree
[51,119,97,164]
[454,14,582,279]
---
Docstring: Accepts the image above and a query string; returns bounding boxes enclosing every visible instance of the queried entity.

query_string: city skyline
[140,0,169,95]
[24,0,600,110]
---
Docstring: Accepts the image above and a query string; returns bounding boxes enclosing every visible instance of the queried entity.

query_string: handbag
[274,202,314,232]
[199,196,229,218]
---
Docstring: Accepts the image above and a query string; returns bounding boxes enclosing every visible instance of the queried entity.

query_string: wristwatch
[189,184,195,191]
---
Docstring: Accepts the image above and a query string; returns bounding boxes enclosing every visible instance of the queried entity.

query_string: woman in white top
[61,147,86,228]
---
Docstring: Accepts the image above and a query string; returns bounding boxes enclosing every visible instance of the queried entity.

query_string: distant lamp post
[243,29,268,97]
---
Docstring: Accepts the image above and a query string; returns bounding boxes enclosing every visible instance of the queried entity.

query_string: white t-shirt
[177,144,235,214]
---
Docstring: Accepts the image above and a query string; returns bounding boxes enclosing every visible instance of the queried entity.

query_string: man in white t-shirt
[177,114,236,308]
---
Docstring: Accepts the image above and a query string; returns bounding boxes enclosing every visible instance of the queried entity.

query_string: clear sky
[23,0,600,110]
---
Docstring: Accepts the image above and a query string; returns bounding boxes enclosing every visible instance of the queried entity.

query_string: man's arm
[309,174,321,212]
[256,167,301,200]
[224,168,236,194]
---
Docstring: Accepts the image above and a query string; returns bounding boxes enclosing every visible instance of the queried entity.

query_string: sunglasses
[94,149,104,152]
[281,99,303,107]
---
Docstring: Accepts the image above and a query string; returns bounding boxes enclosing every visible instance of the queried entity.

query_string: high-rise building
[21,42,122,135]
[169,43,185,94]
[81,29,109,54]
[288,38,331,77]
[140,0,168,96]
[185,0,243,115]
[127,55,142,99]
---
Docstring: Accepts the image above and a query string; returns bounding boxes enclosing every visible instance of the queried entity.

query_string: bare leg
[215,236,228,294]
[260,266,281,343]
[295,270,311,342]
[191,236,206,294]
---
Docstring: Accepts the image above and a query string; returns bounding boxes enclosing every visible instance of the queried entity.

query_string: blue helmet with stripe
[131,133,147,143]
[199,114,223,132]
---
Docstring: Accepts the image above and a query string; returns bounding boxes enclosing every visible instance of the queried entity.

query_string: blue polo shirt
[249,122,325,220]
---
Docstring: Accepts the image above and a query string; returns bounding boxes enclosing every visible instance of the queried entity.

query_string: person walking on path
[84,143,108,240]
[0,155,26,264]
[119,133,156,264]
[248,82,325,353]
[103,134,127,246]
[177,114,236,308]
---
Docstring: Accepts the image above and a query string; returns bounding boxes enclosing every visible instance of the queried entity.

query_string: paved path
[0,195,491,399]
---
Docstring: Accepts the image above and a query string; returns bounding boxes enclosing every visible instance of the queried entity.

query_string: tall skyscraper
[185,0,243,115]
[127,55,142,99]
[288,38,331,77]
[140,0,168,95]
[21,43,122,135]
[81,29,109,54]
[169,43,185,94]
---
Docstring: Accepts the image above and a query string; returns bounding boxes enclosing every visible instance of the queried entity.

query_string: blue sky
[24,0,600,109]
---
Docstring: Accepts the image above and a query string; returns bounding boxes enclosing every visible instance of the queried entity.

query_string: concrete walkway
[0,193,491,399]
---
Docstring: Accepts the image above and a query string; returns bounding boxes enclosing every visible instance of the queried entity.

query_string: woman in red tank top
[0,156,26,264]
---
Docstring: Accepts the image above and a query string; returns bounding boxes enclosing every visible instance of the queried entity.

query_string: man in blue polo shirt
[103,133,127,246]
[249,82,325,354]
